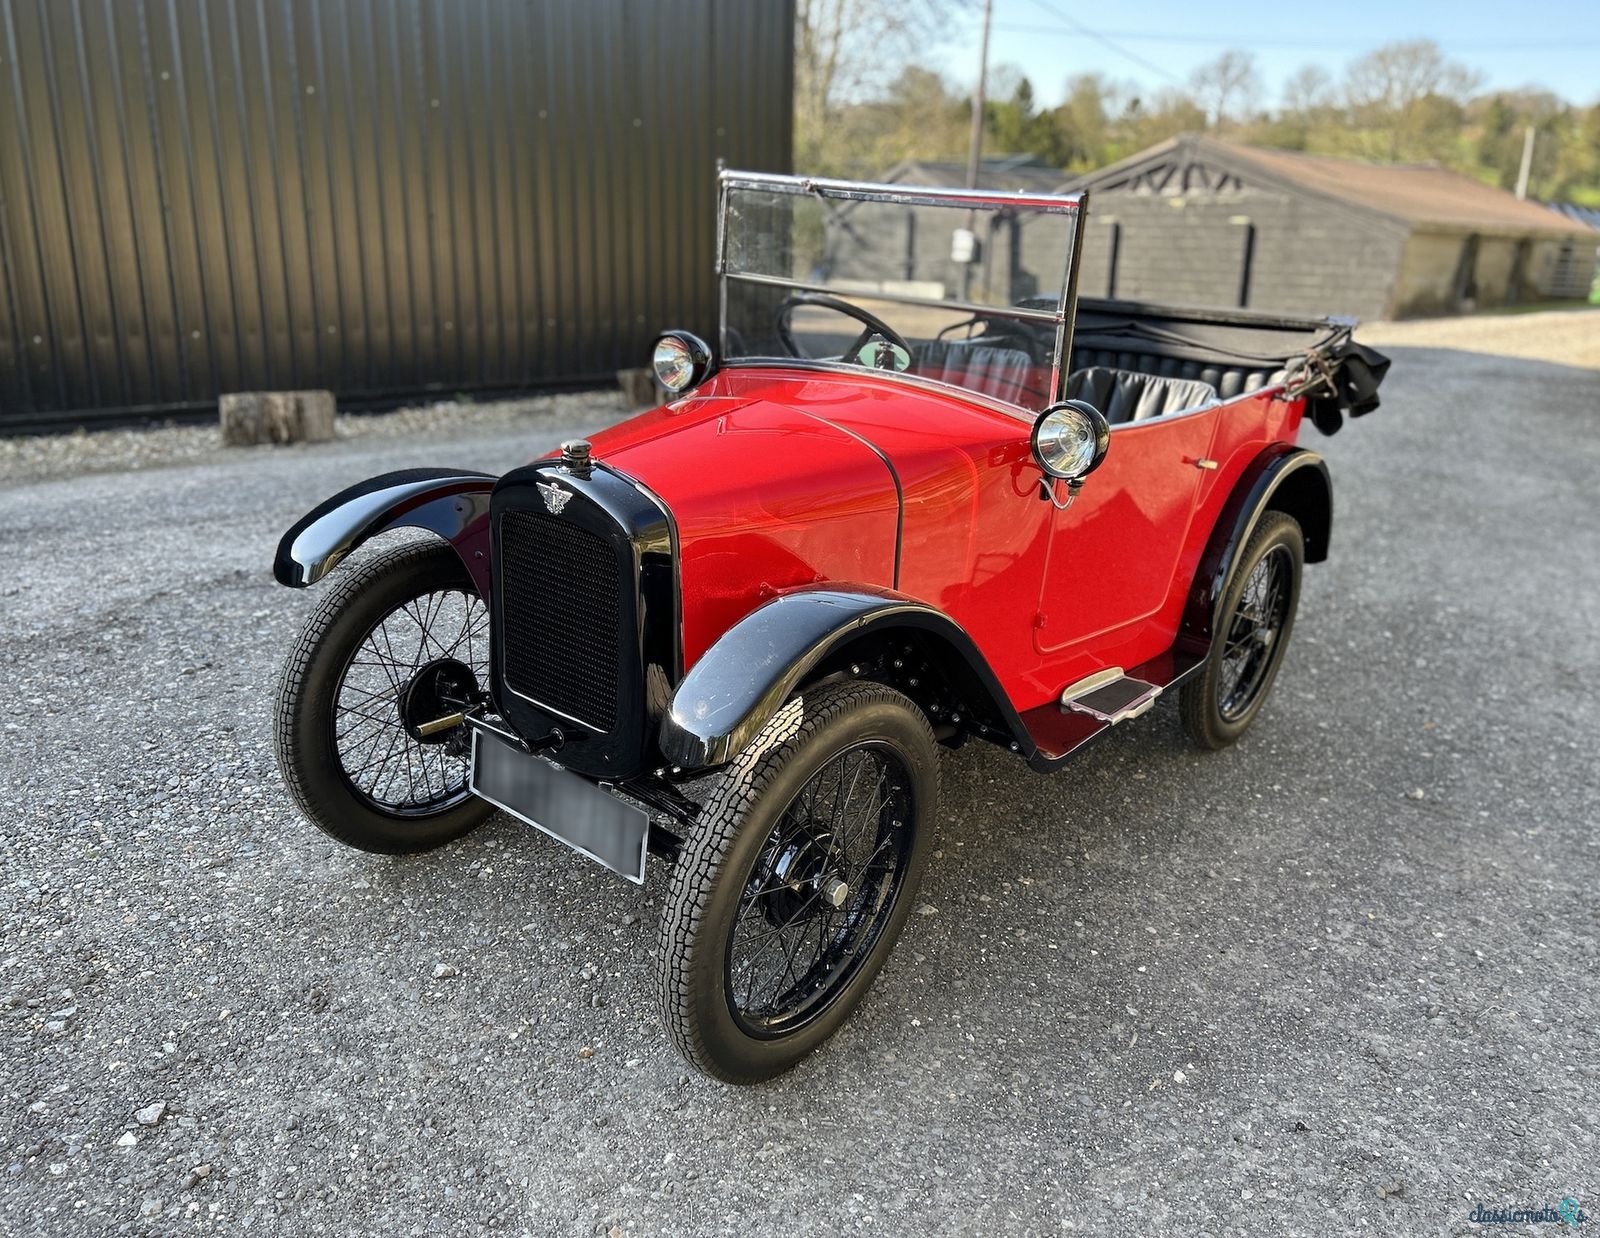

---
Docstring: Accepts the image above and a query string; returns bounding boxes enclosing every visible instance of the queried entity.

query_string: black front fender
[658,586,1027,771]
[273,468,497,592]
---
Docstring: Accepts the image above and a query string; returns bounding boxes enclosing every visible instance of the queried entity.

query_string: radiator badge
[536,482,572,516]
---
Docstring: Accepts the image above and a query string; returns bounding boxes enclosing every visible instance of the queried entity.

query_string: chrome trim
[715,171,730,360]
[1063,679,1163,725]
[537,481,572,515]
[719,169,1085,215]
[1059,667,1125,704]
[1054,188,1090,404]
[716,167,1090,424]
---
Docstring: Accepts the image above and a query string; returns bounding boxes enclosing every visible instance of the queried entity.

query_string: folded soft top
[1021,296,1392,434]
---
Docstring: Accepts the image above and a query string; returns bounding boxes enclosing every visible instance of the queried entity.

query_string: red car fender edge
[1178,446,1331,655]
[274,468,497,595]
[656,585,1030,772]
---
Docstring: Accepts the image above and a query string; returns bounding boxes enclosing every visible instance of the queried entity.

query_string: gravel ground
[0,391,630,488]
[1357,305,1600,369]
[2,345,1597,1236]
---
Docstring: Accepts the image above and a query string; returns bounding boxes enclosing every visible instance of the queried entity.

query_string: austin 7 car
[272,170,1388,1081]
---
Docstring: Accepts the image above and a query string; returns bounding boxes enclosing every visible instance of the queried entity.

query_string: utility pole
[959,0,994,299]
[963,0,994,195]
[1515,124,1536,200]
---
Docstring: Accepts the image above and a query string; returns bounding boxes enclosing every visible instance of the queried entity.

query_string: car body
[272,170,1388,1080]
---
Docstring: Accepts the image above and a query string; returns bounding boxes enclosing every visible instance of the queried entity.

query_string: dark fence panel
[0,0,794,430]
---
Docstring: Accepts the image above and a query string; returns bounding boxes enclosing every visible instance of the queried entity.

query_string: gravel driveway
[3,343,1597,1236]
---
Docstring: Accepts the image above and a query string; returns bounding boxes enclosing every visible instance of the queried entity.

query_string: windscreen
[719,177,1082,414]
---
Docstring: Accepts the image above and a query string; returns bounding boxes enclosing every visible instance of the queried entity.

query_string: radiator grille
[498,509,621,731]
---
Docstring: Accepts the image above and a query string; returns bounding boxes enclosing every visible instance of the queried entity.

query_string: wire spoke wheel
[1180,511,1304,751]
[725,741,915,1037]
[657,680,937,1082]
[276,542,497,853]
[333,587,489,814]
[1217,544,1293,721]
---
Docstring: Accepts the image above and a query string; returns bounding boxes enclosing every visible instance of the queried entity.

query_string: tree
[795,0,971,172]
[984,74,1075,168]
[1052,73,1119,168]
[800,20,1600,208]
[831,65,970,174]
[1123,87,1208,150]
[1189,50,1261,130]
[1282,64,1334,116]
[1341,39,1482,160]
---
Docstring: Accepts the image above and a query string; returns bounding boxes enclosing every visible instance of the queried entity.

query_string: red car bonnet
[586,374,901,669]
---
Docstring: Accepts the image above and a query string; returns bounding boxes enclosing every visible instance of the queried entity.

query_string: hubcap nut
[820,875,850,909]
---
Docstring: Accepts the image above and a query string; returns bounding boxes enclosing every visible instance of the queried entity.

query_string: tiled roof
[1066,135,1594,238]
[1214,139,1594,237]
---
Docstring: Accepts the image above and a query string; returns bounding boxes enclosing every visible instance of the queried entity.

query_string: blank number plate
[469,727,649,884]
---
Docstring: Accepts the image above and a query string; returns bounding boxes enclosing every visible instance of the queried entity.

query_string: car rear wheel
[1180,510,1304,750]
[274,540,494,853]
[657,680,939,1083]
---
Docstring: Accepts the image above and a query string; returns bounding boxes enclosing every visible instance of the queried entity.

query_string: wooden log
[220,390,336,445]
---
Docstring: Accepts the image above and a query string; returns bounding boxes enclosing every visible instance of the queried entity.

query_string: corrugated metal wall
[0,0,794,431]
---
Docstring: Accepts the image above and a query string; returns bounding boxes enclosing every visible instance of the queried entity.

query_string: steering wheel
[774,292,912,369]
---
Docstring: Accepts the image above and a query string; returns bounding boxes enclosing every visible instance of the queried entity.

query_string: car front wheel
[273,540,495,853]
[657,680,939,1083]
[1180,510,1304,750]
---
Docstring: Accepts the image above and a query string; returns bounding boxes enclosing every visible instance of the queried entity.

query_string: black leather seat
[912,340,1036,406]
[1068,343,1287,399]
[1064,366,1220,425]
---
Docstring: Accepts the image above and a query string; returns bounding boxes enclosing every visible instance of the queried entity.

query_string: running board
[1017,649,1205,771]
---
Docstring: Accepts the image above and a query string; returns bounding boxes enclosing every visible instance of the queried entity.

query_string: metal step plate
[1062,675,1163,725]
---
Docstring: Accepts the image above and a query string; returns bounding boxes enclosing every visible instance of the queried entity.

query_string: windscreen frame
[715,170,1090,409]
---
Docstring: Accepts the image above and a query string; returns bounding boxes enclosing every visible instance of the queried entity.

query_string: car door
[1033,407,1222,660]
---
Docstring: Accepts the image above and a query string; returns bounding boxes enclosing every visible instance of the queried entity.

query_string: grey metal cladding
[0,0,795,430]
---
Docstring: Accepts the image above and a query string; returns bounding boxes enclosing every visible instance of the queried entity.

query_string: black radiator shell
[489,461,677,780]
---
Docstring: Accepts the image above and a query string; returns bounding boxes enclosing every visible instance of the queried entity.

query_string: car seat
[1064,367,1220,424]
[912,340,1037,406]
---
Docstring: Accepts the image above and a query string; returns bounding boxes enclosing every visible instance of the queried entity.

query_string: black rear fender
[1181,446,1330,652]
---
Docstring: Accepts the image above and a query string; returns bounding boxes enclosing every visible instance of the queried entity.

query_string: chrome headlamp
[1031,400,1110,481]
[651,331,714,395]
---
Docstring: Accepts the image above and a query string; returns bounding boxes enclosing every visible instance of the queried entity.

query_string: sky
[928,0,1600,110]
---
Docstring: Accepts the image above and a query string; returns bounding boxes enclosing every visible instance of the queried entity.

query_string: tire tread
[656,679,938,1082]
[273,540,492,854]
[1180,510,1303,750]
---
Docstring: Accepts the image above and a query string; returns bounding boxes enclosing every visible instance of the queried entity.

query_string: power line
[995,18,1600,53]
[1018,0,1181,82]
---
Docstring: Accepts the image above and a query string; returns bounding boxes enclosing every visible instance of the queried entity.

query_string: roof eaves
[1058,134,1412,234]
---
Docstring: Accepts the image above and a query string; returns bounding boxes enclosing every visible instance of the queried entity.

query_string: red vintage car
[272,171,1387,1081]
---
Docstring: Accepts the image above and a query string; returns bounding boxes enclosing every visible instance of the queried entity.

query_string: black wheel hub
[725,742,915,1038]
[762,830,839,927]
[398,658,481,744]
